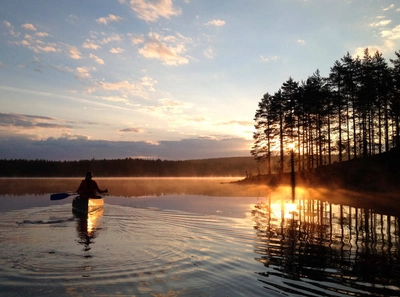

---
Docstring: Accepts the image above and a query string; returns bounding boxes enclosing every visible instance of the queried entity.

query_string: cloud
[0,136,252,160]
[3,21,19,38]
[75,67,94,79]
[110,47,125,54]
[34,44,59,53]
[140,76,157,91]
[356,24,400,57]
[89,53,105,65]
[22,23,36,31]
[11,32,59,53]
[370,19,392,27]
[83,40,101,50]
[204,47,214,59]
[96,14,124,25]
[138,32,190,65]
[3,20,13,28]
[297,39,306,45]
[381,24,400,40]
[260,55,278,62]
[0,112,72,129]
[144,98,190,117]
[67,14,78,24]
[99,33,122,45]
[128,0,182,22]
[129,33,145,45]
[35,32,49,37]
[220,120,253,126]
[382,4,395,11]
[98,76,157,98]
[119,127,143,133]
[353,45,385,58]
[204,19,226,27]
[67,45,82,59]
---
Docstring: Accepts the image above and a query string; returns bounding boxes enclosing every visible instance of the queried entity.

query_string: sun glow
[270,201,299,220]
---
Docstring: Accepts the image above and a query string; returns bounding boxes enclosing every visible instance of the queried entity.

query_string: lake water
[0,178,400,296]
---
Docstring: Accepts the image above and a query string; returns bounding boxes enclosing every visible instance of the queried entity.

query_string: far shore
[237,149,400,196]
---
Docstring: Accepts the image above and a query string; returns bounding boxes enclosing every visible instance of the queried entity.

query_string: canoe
[72,196,104,214]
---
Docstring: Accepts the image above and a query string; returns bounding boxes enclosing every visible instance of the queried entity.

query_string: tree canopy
[252,49,400,174]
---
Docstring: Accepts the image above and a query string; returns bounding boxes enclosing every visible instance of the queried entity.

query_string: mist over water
[0,178,399,296]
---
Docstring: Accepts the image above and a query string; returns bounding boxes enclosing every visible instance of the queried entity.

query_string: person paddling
[77,172,108,199]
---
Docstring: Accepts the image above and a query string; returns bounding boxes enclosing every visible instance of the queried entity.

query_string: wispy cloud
[142,98,197,128]
[382,4,395,11]
[129,33,145,45]
[356,23,400,57]
[0,85,133,112]
[66,14,78,24]
[99,33,122,45]
[98,76,158,99]
[357,5,400,57]
[138,32,191,65]
[66,45,82,59]
[297,39,306,45]
[75,66,95,79]
[128,0,182,22]
[110,47,125,54]
[16,36,59,53]
[35,32,49,37]
[3,20,13,28]
[89,53,105,65]
[205,19,226,27]
[21,23,36,31]
[0,112,72,129]
[380,24,400,40]
[0,136,252,160]
[370,19,392,27]
[96,14,124,25]
[119,127,144,133]
[6,22,60,54]
[220,120,253,126]
[83,40,101,50]
[204,47,214,59]
[260,55,278,62]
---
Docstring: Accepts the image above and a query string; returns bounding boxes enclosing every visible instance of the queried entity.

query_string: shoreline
[236,149,400,195]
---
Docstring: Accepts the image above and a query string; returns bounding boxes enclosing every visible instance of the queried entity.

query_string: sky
[1,0,400,161]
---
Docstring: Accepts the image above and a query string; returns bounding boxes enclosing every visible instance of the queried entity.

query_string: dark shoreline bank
[237,149,400,195]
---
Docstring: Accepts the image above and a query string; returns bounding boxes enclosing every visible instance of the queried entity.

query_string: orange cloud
[128,0,181,22]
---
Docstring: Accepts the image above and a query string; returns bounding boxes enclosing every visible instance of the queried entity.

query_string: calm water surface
[0,178,399,296]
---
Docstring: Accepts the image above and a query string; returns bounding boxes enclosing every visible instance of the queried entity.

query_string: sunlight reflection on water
[0,178,400,296]
[0,202,264,296]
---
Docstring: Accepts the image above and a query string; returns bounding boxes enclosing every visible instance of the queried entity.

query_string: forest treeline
[0,157,265,177]
[252,48,400,174]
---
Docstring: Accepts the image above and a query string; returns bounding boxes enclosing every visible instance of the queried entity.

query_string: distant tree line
[0,157,264,177]
[252,49,400,174]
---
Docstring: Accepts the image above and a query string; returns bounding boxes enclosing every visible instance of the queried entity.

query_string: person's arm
[93,181,108,193]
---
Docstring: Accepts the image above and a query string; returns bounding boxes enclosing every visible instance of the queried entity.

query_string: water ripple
[0,203,263,296]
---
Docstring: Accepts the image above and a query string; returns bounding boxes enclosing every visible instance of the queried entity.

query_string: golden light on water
[86,208,103,235]
[270,201,298,220]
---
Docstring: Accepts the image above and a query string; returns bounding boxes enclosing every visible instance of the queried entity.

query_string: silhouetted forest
[0,157,266,177]
[252,49,400,174]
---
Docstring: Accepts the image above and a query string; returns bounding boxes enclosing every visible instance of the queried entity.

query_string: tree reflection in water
[252,196,400,296]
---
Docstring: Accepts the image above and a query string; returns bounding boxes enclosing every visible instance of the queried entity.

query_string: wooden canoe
[72,196,104,214]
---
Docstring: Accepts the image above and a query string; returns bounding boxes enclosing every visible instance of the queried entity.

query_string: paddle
[50,192,78,200]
